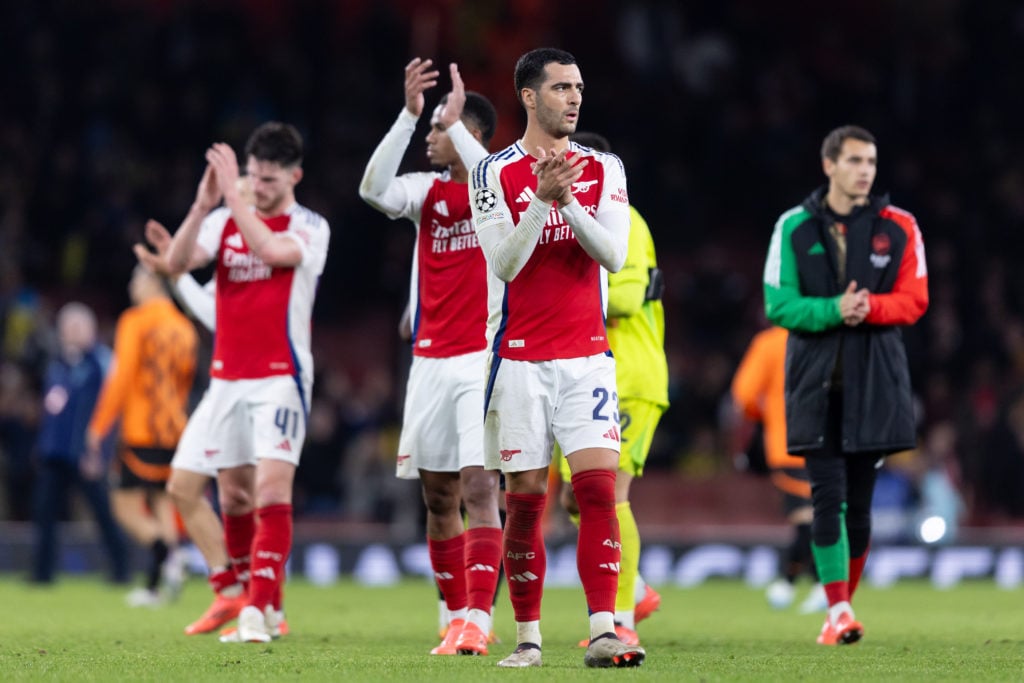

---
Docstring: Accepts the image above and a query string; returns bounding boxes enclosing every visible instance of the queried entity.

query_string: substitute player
[469,48,644,669]
[359,59,501,656]
[165,122,330,643]
[763,124,927,645]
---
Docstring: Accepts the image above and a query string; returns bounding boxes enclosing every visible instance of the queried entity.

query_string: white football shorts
[179,376,309,471]
[170,391,242,477]
[483,353,621,473]
[396,350,488,479]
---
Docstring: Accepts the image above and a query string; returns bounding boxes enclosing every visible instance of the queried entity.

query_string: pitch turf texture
[2,578,1021,681]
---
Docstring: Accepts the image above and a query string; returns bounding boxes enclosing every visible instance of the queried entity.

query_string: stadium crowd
[1,0,1024,533]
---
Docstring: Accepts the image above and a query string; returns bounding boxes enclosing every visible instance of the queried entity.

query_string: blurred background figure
[730,325,825,613]
[0,360,40,522]
[31,302,128,585]
[86,264,198,606]
[914,421,965,544]
[762,125,928,646]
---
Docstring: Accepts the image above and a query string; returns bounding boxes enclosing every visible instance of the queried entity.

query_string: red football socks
[428,533,468,612]
[223,511,256,589]
[824,580,851,607]
[465,526,503,612]
[247,504,292,612]
[849,548,869,598]
[208,566,240,595]
[571,469,620,615]
[503,492,547,622]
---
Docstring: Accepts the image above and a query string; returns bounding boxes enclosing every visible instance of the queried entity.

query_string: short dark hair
[514,48,576,105]
[821,125,876,161]
[571,132,611,153]
[460,92,498,146]
[244,122,304,167]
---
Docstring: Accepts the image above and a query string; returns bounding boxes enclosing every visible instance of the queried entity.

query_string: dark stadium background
[2,0,1024,571]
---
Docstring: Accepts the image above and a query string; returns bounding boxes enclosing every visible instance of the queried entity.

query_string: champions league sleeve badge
[474,188,498,212]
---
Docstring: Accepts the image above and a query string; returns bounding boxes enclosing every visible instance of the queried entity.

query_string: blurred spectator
[31,302,128,584]
[0,260,50,378]
[295,389,345,516]
[976,388,1024,522]
[915,421,965,543]
[0,362,40,520]
[870,453,920,544]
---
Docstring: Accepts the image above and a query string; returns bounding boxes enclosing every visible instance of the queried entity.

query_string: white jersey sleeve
[284,205,331,275]
[173,275,216,332]
[558,150,630,273]
[470,155,550,282]
[195,207,232,261]
[358,108,436,222]
[446,120,489,175]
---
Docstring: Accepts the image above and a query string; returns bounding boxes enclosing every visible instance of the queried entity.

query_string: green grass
[0,577,1022,681]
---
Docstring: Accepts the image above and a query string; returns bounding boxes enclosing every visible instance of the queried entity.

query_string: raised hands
[532,147,588,205]
[132,219,175,276]
[436,63,466,130]
[194,163,223,213]
[405,57,440,117]
[205,142,241,201]
[840,280,871,326]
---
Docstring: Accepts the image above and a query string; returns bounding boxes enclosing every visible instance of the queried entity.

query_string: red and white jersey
[412,177,487,357]
[470,141,629,361]
[372,172,487,358]
[359,110,490,358]
[196,203,329,387]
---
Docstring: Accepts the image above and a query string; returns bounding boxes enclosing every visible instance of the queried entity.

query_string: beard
[537,103,577,138]
[255,194,283,215]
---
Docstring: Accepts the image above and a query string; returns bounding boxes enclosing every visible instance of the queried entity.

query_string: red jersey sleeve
[867,206,929,326]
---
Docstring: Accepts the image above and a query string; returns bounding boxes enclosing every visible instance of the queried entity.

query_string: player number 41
[274,407,300,439]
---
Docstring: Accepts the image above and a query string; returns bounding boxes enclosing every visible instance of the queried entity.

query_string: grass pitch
[1,577,1021,681]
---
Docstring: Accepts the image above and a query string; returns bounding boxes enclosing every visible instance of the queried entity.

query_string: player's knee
[570,468,616,511]
[219,485,253,515]
[810,477,844,518]
[809,492,845,545]
[461,471,498,511]
[165,476,193,508]
[422,486,459,517]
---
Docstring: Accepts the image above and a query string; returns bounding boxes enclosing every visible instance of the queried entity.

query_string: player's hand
[133,219,180,277]
[840,280,871,326]
[846,292,870,325]
[144,219,173,255]
[405,57,440,117]
[79,439,104,481]
[205,143,241,202]
[194,163,223,213]
[133,243,172,276]
[533,147,587,205]
[436,63,465,130]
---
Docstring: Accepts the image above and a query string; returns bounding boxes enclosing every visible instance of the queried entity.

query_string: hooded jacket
[762,187,928,454]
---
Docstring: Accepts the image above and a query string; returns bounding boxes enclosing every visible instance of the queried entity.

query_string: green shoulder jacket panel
[762,205,843,332]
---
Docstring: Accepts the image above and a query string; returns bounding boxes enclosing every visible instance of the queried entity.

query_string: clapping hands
[532,147,588,205]
[840,280,871,326]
